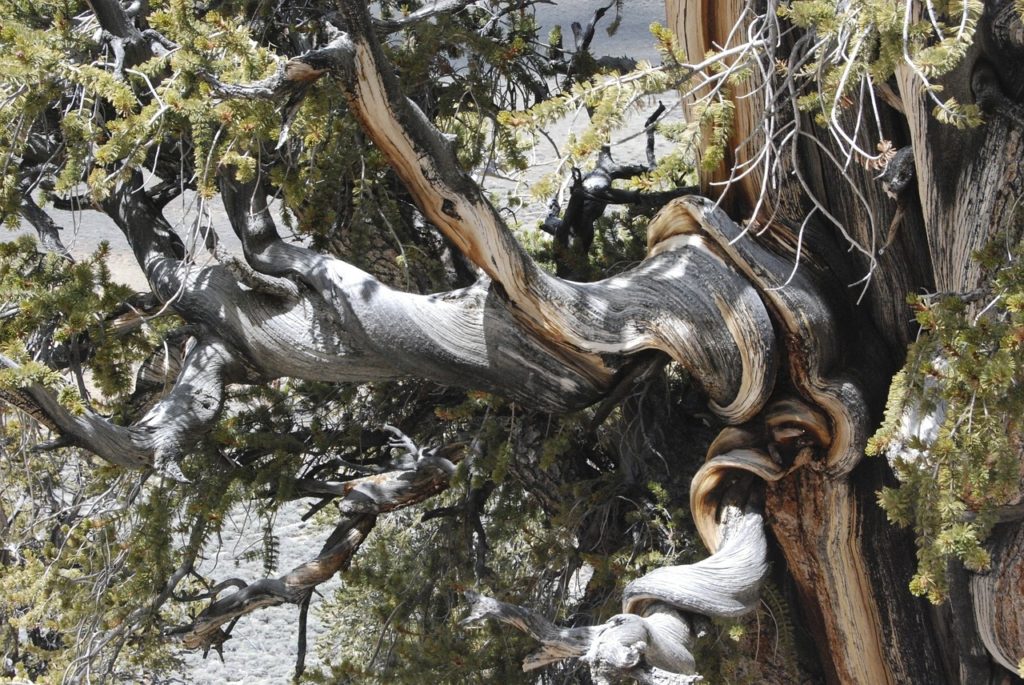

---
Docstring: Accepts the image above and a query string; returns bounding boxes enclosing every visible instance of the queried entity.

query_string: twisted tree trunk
[6,1,1023,683]
[664,1,1024,683]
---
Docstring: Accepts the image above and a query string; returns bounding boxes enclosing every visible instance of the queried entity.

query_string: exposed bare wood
[666,0,765,214]
[671,196,871,476]
[465,486,768,682]
[767,474,896,685]
[333,2,779,423]
[688,449,782,552]
[0,339,239,471]
[178,439,462,650]
[971,522,1024,673]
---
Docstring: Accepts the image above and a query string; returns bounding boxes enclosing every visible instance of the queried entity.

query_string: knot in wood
[879,147,915,198]
[764,398,832,467]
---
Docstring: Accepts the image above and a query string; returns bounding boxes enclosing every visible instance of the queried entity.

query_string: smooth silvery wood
[6,8,827,680]
[465,491,767,682]
[331,2,779,423]
[622,502,768,619]
[675,196,870,477]
[218,174,778,415]
[463,592,700,683]
[0,339,236,471]
[688,448,784,553]
[14,182,784,485]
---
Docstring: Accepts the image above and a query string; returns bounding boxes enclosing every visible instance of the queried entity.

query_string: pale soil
[174,503,341,684]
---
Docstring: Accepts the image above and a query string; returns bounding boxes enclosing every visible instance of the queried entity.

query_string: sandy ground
[2,3,677,682]
[174,504,341,684]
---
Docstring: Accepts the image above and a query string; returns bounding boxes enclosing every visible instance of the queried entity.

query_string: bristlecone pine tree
[0,0,1022,683]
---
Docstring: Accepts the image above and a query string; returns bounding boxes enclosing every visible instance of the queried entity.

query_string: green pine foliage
[0,237,242,680]
[2,0,1015,682]
[869,238,1024,602]
[778,0,984,128]
[0,3,698,679]
[0,1,597,679]
[0,423,243,681]
[495,26,688,204]
[0,239,167,399]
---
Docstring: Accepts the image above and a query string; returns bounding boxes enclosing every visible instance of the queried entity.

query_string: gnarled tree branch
[464,481,767,683]
[0,338,238,472]
[175,431,463,651]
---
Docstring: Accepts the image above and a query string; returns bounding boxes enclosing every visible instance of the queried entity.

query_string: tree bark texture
[666,1,1024,683]
[6,1,1024,683]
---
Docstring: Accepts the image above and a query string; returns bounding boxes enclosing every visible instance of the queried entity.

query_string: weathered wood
[666,0,766,215]
[766,473,883,684]
[688,448,783,552]
[667,0,933,358]
[661,3,1024,683]
[971,522,1024,673]
[0,339,238,471]
[896,5,1024,295]
[10,183,787,484]
[622,499,769,619]
[333,2,779,423]
[662,197,871,477]
[178,441,461,650]
[882,3,1024,678]
[465,491,769,682]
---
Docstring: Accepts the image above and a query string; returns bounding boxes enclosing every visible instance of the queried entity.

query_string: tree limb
[0,338,239,474]
[463,483,767,682]
[328,2,781,423]
[176,436,463,650]
[372,0,479,33]
[18,194,71,260]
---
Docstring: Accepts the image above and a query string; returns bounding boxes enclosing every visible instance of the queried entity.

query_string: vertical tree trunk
[666,1,1024,682]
